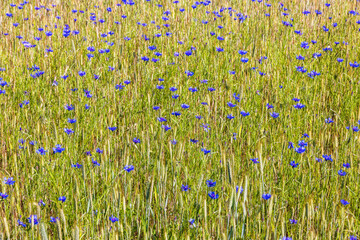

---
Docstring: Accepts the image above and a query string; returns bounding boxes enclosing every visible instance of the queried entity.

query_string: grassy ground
[0,0,359,239]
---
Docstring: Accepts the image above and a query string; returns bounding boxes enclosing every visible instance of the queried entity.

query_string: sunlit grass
[0,0,359,239]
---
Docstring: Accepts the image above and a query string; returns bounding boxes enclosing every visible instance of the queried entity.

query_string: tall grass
[0,0,359,239]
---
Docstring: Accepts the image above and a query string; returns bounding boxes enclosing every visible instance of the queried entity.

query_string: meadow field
[0,0,359,239]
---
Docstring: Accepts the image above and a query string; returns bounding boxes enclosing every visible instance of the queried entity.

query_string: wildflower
[206,179,216,187]
[27,215,40,225]
[270,112,279,118]
[71,163,82,168]
[201,148,211,155]
[36,147,47,155]
[108,127,117,131]
[181,185,190,191]
[124,165,134,172]
[18,219,27,228]
[289,219,297,224]
[325,118,334,124]
[240,111,250,117]
[58,196,66,202]
[293,103,305,109]
[227,102,236,108]
[251,158,259,164]
[162,125,171,131]
[50,217,59,223]
[340,199,349,206]
[38,200,45,206]
[262,193,271,200]
[343,163,351,168]
[64,128,74,135]
[323,155,333,162]
[295,147,306,154]
[53,144,65,154]
[338,170,347,176]
[0,193,9,199]
[109,215,119,222]
[290,161,299,168]
[208,191,219,199]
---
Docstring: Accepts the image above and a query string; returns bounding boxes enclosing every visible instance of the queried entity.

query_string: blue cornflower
[50,217,59,223]
[38,200,45,206]
[349,62,359,68]
[324,117,334,124]
[270,112,279,118]
[68,118,76,124]
[262,193,271,200]
[240,111,250,117]
[64,128,74,135]
[290,161,299,168]
[78,71,86,77]
[298,140,307,147]
[58,196,66,202]
[302,133,310,138]
[288,142,294,149]
[201,148,211,155]
[240,58,249,63]
[181,185,190,191]
[266,103,274,109]
[65,104,74,111]
[92,159,100,166]
[141,56,149,61]
[323,155,333,162]
[343,163,351,168]
[185,70,194,77]
[27,215,40,225]
[295,147,306,154]
[0,193,8,199]
[251,158,259,164]
[124,165,134,172]
[296,55,305,60]
[208,192,219,199]
[36,147,47,155]
[172,111,181,116]
[157,117,167,122]
[236,186,244,194]
[227,114,235,119]
[300,42,309,49]
[133,138,141,144]
[340,199,349,206]
[18,219,27,228]
[289,219,298,224]
[108,127,117,131]
[338,170,347,176]
[206,179,216,187]
[53,144,65,154]
[4,177,15,185]
[227,102,236,108]
[293,103,305,109]
[109,215,119,222]
[71,163,82,168]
